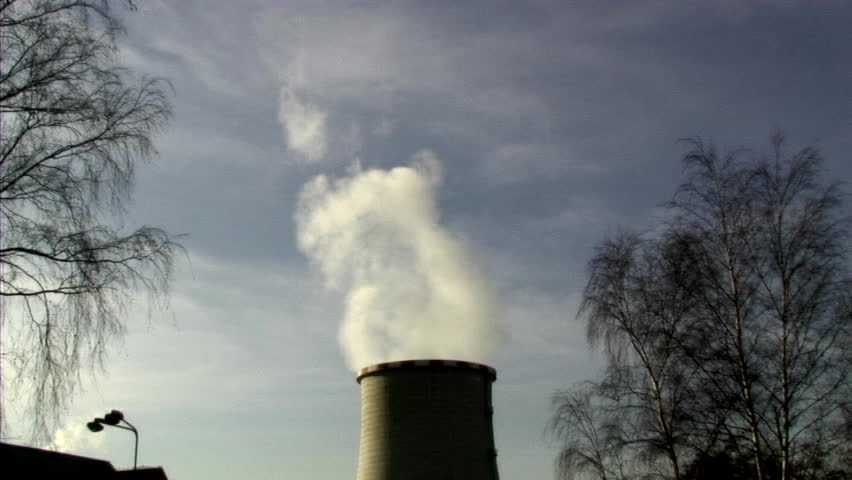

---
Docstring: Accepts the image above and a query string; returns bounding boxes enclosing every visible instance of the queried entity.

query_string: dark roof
[0,442,168,480]
[115,467,169,480]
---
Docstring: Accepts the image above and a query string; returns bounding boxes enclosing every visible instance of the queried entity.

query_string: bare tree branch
[0,0,180,443]
[557,133,850,480]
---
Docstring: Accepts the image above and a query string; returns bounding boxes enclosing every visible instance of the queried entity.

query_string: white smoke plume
[279,88,328,162]
[296,151,501,370]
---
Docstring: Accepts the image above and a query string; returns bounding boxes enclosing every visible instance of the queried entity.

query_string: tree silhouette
[554,133,851,480]
[1,0,180,442]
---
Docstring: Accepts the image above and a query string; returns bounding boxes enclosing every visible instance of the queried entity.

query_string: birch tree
[555,133,851,480]
[0,0,179,442]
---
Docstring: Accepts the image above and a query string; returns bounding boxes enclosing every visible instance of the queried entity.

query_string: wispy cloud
[279,88,329,163]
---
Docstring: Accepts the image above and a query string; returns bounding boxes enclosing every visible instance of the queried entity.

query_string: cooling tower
[355,359,499,480]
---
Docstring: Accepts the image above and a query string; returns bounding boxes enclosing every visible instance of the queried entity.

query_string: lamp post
[87,410,139,469]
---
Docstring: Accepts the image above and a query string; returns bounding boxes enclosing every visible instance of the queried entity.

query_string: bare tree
[671,134,851,480]
[574,232,709,480]
[550,382,632,480]
[669,139,772,480]
[0,0,179,442]
[557,133,850,480]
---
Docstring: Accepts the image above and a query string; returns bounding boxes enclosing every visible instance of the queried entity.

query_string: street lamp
[87,409,139,469]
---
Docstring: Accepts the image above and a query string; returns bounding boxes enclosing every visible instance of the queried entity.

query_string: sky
[5,1,852,479]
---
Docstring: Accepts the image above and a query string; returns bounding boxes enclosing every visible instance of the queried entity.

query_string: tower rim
[356,359,497,383]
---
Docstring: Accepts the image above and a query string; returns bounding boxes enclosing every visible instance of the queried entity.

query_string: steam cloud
[279,88,328,162]
[296,151,501,370]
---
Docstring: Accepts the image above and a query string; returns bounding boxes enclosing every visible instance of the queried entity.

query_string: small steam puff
[296,151,501,370]
[279,88,328,162]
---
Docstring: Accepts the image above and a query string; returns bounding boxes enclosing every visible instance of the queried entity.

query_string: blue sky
[6,1,852,479]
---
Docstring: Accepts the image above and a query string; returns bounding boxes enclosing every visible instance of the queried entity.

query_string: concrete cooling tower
[355,359,499,480]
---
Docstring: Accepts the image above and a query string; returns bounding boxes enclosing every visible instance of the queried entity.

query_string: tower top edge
[356,359,497,383]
